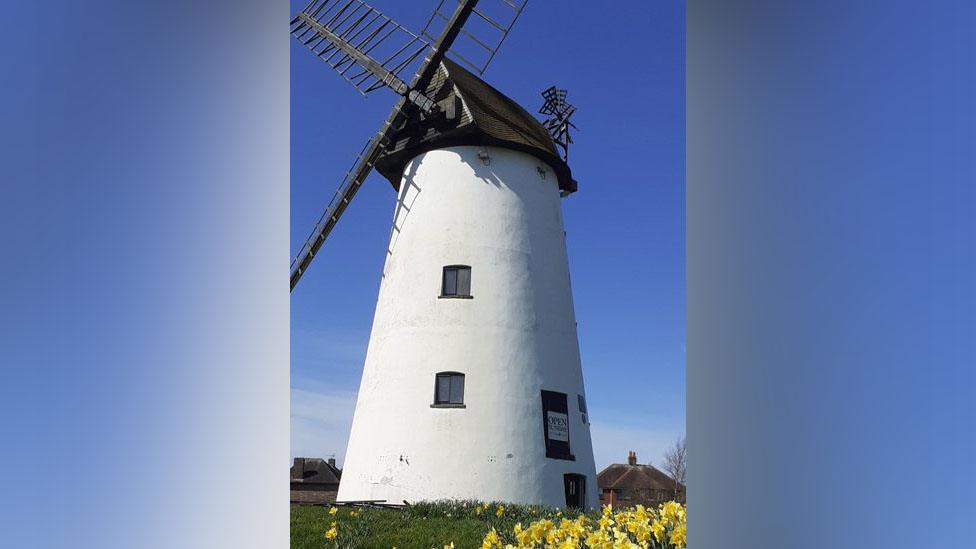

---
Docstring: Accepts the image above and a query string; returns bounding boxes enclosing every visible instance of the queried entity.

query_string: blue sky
[290,0,685,471]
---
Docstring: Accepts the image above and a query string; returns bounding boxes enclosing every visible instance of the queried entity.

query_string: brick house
[290,457,341,504]
[597,451,685,508]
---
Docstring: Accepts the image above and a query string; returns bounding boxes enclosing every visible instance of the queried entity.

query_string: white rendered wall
[337,145,596,508]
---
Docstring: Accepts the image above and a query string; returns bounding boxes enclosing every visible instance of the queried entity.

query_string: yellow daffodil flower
[669,524,686,548]
[651,520,665,542]
[482,528,501,549]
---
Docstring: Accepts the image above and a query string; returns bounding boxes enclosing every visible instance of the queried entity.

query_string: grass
[291,500,594,549]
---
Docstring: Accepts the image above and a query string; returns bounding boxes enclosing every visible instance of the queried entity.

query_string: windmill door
[563,473,586,509]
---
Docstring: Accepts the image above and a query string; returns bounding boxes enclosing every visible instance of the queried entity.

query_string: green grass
[291,500,593,549]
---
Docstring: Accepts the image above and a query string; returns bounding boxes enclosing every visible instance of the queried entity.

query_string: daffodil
[481,528,502,549]
[650,520,665,542]
[584,528,610,547]
[484,500,684,549]
[669,524,686,548]
[558,538,577,549]
[660,501,681,524]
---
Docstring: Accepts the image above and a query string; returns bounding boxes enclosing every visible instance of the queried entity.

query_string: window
[578,394,588,424]
[541,390,574,460]
[432,372,465,407]
[440,265,472,298]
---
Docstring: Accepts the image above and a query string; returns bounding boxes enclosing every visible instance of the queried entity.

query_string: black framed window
[440,265,471,298]
[541,390,574,460]
[432,372,465,407]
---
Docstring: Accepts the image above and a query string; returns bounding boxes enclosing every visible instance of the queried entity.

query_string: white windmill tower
[291,0,596,508]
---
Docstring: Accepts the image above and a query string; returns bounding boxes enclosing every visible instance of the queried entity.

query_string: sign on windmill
[291,0,597,509]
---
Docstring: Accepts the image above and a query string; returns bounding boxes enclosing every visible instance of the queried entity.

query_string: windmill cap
[375,58,577,195]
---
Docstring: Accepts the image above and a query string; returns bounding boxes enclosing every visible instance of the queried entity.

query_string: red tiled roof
[597,463,683,491]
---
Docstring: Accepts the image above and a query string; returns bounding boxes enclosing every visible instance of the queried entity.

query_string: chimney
[627,451,637,466]
[327,457,336,468]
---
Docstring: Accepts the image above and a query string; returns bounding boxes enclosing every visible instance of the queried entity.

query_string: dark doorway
[563,473,586,509]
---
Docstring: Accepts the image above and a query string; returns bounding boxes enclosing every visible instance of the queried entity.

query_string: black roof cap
[375,59,577,194]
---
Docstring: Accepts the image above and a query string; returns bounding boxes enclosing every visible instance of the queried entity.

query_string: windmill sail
[289,99,410,291]
[289,134,380,291]
[419,0,528,75]
[291,0,432,97]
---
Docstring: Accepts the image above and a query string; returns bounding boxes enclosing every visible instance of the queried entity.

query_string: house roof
[290,457,341,485]
[597,463,683,492]
[375,58,576,194]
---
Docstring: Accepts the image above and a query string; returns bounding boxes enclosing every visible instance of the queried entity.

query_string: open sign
[547,411,569,442]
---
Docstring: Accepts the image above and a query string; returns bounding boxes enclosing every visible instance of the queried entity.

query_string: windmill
[291,0,596,508]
